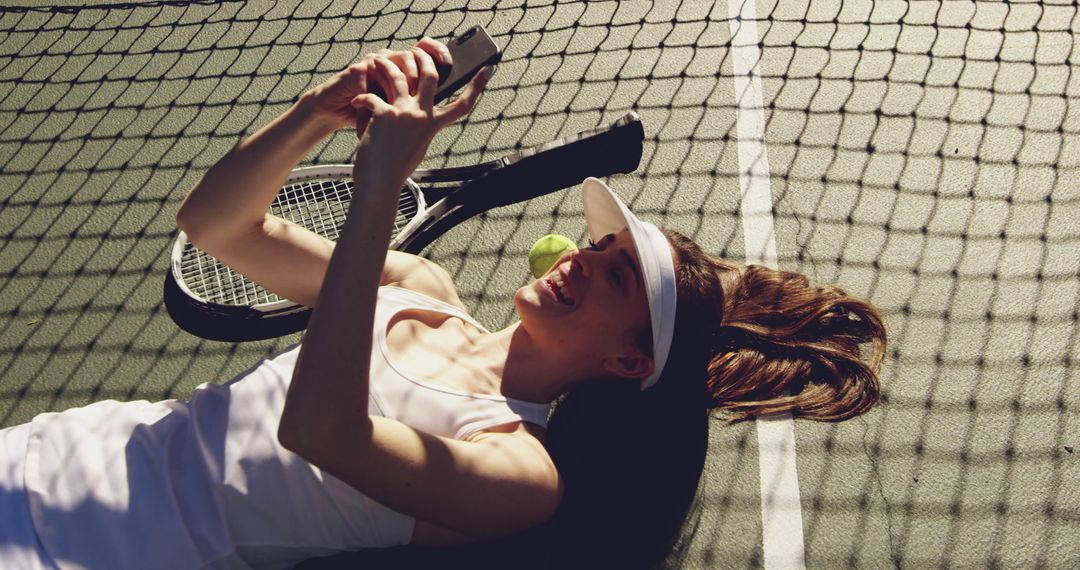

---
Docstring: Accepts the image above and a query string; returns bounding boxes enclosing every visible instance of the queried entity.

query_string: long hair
[662,229,887,422]
[540,230,887,567]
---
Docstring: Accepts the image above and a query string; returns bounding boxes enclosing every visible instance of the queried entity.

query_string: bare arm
[175,95,340,307]
[175,43,464,309]
[175,92,338,245]
[279,48,559,538]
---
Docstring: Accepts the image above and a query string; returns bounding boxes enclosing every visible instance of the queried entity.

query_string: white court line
[727,1,807,568]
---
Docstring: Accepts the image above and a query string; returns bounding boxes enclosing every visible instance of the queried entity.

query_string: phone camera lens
[456,28,476,44]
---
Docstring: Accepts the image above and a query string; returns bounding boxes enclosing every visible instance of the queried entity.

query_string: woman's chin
[515,284,542,312]
[515,283,562,324]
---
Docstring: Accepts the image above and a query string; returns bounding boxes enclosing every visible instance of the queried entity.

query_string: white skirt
[0,423,57,570]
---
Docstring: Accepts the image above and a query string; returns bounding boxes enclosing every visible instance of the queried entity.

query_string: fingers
[378,49,418,94]
[363,57,393,103]
[358,38,448,103]
[351,63,372,130]
[415,37,451,68]
[435,66,491,127]
[354,106,373,136]
[340,62,367,95]
[413,47,439,107]
[348,38,480,139]
[350,93,388,115]
[370,56,409,103]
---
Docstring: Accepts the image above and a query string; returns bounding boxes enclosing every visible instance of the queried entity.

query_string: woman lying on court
[0,38,887,569]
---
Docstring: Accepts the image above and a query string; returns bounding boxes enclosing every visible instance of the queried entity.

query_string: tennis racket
[165,112,645,341]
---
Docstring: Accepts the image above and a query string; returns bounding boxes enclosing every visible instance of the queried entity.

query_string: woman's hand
[302,38,446,132]
[350,41,490,190]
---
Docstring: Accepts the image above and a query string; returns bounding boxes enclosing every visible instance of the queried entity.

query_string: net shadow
[0,1,1077,568]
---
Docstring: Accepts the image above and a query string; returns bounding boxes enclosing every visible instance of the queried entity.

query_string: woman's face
[515,229,653,375]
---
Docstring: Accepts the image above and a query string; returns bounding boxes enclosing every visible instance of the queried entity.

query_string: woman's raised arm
[175,60,371,246]
[174,41,459,308]
[279,43,486,456]
[276,47,558,539]
[174,59,379,307]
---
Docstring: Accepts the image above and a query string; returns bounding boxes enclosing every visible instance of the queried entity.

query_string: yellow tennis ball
[529,234,578,278]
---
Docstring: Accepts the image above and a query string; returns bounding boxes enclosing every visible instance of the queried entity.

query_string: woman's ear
[602,353,654,380]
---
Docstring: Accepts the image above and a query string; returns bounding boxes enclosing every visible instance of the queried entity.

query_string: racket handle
[472,111,646,209]
[400,113,645,253]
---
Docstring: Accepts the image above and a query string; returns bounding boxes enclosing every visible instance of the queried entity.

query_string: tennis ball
[529,234,578,278]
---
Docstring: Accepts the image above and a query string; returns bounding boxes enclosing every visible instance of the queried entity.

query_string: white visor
[581,177,677,390]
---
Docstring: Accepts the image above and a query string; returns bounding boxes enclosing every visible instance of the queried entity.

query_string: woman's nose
[567,249,591,278]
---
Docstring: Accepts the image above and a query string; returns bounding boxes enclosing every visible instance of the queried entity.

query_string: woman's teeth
[547,272,575,305]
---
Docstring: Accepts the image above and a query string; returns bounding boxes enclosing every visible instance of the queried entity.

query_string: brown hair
[661,230,886,422]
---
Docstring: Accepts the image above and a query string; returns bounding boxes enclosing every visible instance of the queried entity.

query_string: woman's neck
[487,322,592,404]
[447,321,585,404]
[388,313,579,404]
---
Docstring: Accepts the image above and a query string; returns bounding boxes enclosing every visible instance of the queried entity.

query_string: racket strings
[179,178,419,306]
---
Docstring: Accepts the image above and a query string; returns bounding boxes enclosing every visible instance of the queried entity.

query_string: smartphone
[434,25,503,104]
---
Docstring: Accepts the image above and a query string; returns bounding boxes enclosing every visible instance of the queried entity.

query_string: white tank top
[22,286,551,570]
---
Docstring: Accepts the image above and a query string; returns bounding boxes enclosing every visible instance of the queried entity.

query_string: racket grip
[399,113,645,254]
[477,112,646,208]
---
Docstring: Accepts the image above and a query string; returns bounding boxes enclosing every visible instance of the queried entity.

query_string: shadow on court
[1,1,1077,568]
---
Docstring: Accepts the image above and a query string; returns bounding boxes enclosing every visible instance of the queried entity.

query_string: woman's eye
[587,234,616,251]
[610,268,622,287]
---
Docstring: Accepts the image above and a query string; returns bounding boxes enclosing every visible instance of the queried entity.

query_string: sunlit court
[1,1,1077,568]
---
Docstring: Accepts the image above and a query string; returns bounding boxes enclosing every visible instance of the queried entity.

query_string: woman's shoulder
[381,251,467,311]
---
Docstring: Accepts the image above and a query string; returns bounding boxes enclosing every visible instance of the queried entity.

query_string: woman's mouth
[546,271,575,306]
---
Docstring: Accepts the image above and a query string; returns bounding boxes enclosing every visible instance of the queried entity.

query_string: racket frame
[170,168,423,318]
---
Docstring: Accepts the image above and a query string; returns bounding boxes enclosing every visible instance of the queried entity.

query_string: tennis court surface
[1,1,1077,567]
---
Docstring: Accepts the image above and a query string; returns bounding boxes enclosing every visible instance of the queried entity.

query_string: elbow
[175,181,214,238]
[278,420,369,470]
[177,201,264,255]
[175,171,220,241]
[277,395,320,458]
[528,474,564,532]
[175,207,201,243]
[277,392,374,464]
[277,416,305,456]
[513,466,563,535]
[175,198,213,244]
[175,200,193,234]
[277,397,302,453]
[277,392,320,458]
[476,472,563,540]
[475,493,561,541]
[278,409,326,464]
